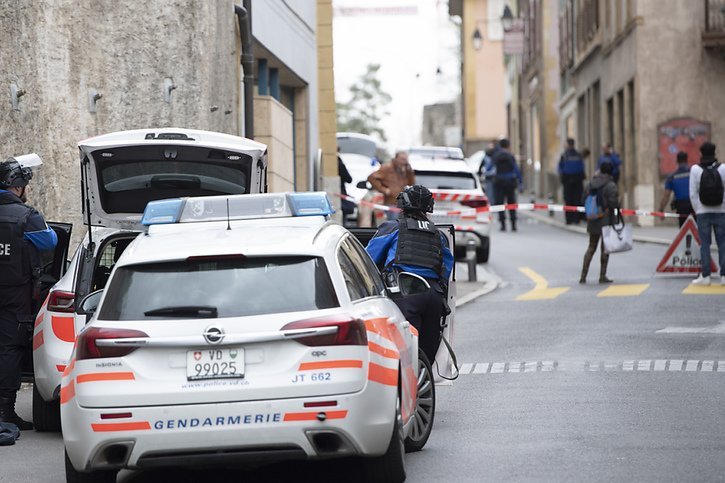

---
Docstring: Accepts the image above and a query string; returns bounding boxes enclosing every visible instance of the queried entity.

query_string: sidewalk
[454,262,500,307]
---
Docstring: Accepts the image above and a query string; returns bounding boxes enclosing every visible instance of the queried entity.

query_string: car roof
[407,146,465,160]
[409,157,477,174]
[78,127,267,155]
[115,216,346,267]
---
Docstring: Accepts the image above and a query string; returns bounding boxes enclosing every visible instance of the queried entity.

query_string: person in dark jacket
[658,151,694,227]
[597,143,623,184]
[579,161,619,284]
[0,156,57,430]
[558,138,586,225]
[365,185,454,362]
[492,139,522,231]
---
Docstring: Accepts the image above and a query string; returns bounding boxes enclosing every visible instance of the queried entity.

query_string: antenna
[226,198,232,230]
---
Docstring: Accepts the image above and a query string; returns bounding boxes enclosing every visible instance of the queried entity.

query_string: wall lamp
[471,4,516,50]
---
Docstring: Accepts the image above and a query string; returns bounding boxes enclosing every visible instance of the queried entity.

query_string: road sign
[656,215,719,273]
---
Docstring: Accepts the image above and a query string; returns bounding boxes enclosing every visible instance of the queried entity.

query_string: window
[337,248,368,301]
[99,256,339,320]
[342,236,386,296]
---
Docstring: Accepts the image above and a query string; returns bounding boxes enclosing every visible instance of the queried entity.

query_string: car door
[22,222,72,379]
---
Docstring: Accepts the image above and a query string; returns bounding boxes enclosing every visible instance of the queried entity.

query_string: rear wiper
[143,306,218,318]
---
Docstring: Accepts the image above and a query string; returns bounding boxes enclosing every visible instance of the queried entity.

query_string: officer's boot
[0,394,34,431]
[511,218,517,232]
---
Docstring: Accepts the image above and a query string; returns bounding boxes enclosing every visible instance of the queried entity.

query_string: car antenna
[226,198,232,230]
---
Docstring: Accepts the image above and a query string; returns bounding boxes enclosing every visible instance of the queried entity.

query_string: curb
[455,264,501,308]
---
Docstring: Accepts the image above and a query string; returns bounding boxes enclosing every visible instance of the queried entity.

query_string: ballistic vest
[394,216,443,276]
[0,198,34,286]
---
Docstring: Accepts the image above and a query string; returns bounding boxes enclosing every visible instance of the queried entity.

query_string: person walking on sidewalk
[367,151,415,221]
[658,151,694,227]
[558,138,586,225]
[689,142,725,286]
[492,138,522,231]
[597,143,623,184]
[579,161,619,284]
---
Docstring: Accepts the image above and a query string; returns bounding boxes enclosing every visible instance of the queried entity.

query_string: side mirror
[77,290,104,316]
[356,180,372,190]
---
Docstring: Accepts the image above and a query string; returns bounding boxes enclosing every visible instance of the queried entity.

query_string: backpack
[699,162,724,207]
[584,188,605,220]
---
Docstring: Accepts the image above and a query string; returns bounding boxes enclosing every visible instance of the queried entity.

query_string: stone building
[0,0,338,243]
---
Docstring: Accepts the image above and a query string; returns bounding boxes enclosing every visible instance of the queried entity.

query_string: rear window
[415,170,477,190]
[98,256,339,320]
[93,146,252,214]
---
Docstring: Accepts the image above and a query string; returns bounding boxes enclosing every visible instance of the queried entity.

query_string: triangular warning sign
[656,215,719,274]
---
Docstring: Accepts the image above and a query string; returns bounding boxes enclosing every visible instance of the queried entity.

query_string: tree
[336,63,392,142]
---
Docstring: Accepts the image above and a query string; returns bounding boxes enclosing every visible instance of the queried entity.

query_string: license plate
[186,348,244,380]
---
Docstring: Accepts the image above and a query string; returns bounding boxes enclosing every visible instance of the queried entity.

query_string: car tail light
[76,327,149,360]
[282,316,367,346]
[460,198,488,208]
[48,290,75,313]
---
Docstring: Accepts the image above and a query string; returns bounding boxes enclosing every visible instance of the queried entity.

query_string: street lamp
[501,5,514,31]
[472,27,483,50]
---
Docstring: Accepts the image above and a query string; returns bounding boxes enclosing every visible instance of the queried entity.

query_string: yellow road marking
[682,284,725,295]
[516,267,570,301]
[597,284,650,297]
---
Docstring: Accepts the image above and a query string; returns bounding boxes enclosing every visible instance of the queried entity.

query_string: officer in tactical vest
[365,185,454,362]
[0,155,58,430]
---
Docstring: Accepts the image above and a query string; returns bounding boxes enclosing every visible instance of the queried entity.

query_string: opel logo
[203,326,225,344]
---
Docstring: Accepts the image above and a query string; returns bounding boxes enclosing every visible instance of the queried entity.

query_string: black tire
[33,382,61,432]
[404,350,436,452]
[360,390,406,483]
[65,450,118,483]
[476,237,490,263]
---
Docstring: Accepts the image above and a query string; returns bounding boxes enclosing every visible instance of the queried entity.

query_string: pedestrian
[367,151,415,221]
[365,185,454,362]
[579,161,619,284]
[492,138,522,231]
[337,147,354,224]
[558,138,586,225]
[477,142,498,200]
[689,142,725,286]
[0,155,58,430]
[658,151,694,227]
[597,143,623,184]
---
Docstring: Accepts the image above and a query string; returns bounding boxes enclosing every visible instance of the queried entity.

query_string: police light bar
[141,192,335,226]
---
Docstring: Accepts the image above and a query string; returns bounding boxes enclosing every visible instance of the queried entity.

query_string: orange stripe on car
[409,325,418,337]
[32,331,44,350]
[62,359,76,377]
[368,342,399,359]
[34,311,44,328]
[76,372,136,384]
[298,360,363,371]
[51,315,75,343]
[283,410,348,422]
[60,380,75,404]
[91,421,151,432]
[368,362,398,386]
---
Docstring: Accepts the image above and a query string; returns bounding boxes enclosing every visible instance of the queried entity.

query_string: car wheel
[65,450,118,483]
[360,388,406,483]
[33,382,61,432]
[476,237,490,263]
[404,350,436,452]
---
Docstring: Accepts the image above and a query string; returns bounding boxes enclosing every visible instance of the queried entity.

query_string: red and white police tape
[335,193,681,219]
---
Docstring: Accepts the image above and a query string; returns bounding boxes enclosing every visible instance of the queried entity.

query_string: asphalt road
[5,216,725,482]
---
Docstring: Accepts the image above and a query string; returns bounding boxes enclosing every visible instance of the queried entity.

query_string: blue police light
[287,192,335,217]
[141,198,185,226]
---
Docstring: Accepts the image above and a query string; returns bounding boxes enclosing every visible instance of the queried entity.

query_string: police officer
[658,151,694,227]
[365,185,454,362]
[492,138,523,231]
[0,156,57,430]
[558,138,586,225]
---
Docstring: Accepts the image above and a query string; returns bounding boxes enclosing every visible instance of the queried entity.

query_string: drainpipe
[235,3,254,139]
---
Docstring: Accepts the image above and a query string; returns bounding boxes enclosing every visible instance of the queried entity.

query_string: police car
[31,128,268,432]
[61,192,455,483]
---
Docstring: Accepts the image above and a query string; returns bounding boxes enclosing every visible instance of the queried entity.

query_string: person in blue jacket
[558,138,586,225]
[597,143,623,184]
[0,157,57,430]
[658,151,694,227]
[366,185,454,362]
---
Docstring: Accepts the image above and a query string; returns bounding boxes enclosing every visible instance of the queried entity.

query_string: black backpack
[699,162,724,207]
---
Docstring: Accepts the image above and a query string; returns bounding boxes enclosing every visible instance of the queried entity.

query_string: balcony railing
[704,0,725,47]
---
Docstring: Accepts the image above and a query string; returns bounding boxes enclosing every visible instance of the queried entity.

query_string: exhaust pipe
[306,430,358,457]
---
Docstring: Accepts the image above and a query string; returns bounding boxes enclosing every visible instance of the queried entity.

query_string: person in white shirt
[688,142,725,286]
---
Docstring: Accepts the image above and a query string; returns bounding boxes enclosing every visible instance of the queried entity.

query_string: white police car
[61,192,455,483]
[31,128,268,432]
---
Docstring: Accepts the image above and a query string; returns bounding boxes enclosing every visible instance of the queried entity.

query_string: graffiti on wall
[658,118,711,176]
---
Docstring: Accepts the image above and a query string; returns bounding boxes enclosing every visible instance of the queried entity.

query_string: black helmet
[396,185,434,213]
[0,159,33,189]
